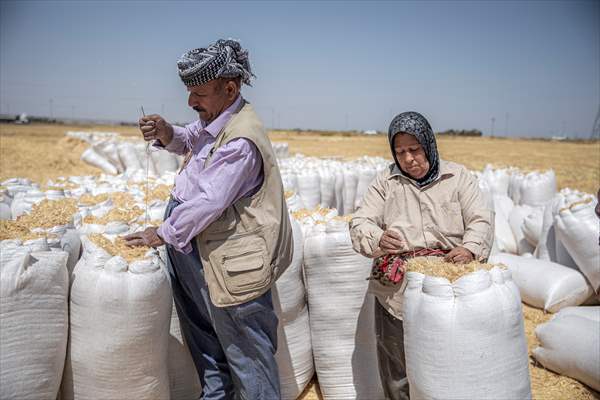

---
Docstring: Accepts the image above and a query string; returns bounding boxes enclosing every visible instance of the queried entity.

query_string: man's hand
[378,229,405,255]
[123,227,165,248]
[139,114,174,147]
[444,246,474,264]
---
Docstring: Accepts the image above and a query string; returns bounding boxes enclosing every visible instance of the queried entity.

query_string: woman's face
[394,133,430,179]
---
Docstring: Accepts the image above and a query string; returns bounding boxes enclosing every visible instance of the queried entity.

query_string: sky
[1,0,598,138]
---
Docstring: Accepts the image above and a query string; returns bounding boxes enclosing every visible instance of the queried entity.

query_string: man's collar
[202,95,243,138]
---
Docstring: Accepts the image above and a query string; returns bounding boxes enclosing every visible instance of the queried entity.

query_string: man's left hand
[444,246,474,264]
[123,227,165,248]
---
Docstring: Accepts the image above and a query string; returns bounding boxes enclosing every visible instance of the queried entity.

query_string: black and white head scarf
[388,111,440,188]
[177,39,255,87]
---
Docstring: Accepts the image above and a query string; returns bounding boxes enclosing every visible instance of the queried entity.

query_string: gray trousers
[374,299,410,400]
[164,197,280,400]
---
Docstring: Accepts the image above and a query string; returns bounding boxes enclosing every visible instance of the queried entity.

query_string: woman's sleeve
[349,171,388,258]
[458,169,495,260]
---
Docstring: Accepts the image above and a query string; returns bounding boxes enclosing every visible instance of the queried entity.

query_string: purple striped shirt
[157,96,264,253]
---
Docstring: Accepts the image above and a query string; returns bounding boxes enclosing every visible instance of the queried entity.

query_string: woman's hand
[444,246,474,264]
[378,230,405,255]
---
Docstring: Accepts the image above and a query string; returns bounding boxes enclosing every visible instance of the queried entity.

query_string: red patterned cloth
[369,248,450,286]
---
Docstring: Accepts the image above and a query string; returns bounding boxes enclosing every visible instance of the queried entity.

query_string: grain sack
[285,191,305,212]
[10,189,45,219]
[117,142,143,173]
[554,197,600,293]
[508,204,535,255]
[521,206,545,247]
[492,195,517,254]
[81,147,118,175]
[319,169,336,208]
[533,314,600,391]
[304,220,383,400]
[342,170,358,215]
[155,247,203,400]
[272,217,314,399]
[403,260,531,400]
[167,303,203,400]
[533,201,558,262]
[151,148,180,173]
[61,236,172,400]
[297,170,321,210]
[481,165,511,196]
[490,253,593,312]
[519,170,557,207]
[334,171,345,214]
[0,202,10,220]
[0,246,69,400]
[94,140,124,173]
[354,166,377,209]
[555,306,600,322]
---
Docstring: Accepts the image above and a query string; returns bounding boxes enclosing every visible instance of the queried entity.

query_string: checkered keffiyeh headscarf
[177,39,255,87]
[388,111,440,187]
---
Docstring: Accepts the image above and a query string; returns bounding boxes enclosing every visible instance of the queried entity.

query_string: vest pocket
[223,249,271,294]
[209,227,272,295]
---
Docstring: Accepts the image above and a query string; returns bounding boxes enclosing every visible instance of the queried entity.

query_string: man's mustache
[193,107,205,113]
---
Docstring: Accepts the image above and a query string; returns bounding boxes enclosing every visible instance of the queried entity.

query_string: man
[124,39,293,400]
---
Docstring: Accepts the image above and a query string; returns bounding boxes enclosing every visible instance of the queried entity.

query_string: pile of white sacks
[2,132,599,398]
[71,130,289,176]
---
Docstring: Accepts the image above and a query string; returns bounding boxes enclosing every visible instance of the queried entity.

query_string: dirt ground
[1,122,599,399]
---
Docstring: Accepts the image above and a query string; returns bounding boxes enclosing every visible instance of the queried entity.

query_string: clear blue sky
[1,0,598,138]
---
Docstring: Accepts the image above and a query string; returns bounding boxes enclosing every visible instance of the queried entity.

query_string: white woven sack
[81,147,118,175]
[319,169,336,208]
[489,253,593,312]
[296,171,321,210]
[554,199,600,293]
[117,142,143,173]
[152,149,180,173]
[521,206,544,247]
[519,170,557,207]
[94,141,124,173]
[61,236,172,400]
[492,195,517,254]
[0,247,69,400]
[508,204,535,255]
[304,220,383,400]
[533,202,558,262]
[273,217,314,399]
[334,171,345,214]
[342,170,358,215]
[403,267,531,399]
[167,302,203,400]
[533,314,600,391]
[354,167,377,209]
[555,306,600,322]
[0,202,10,220]
[285,192,305,212]
[10,189,45,219]
[481,166,511,196]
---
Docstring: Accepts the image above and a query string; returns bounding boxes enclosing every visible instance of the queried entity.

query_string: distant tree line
[436,129,482,137]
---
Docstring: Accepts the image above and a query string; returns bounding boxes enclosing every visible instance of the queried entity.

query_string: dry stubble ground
[1,123,599,399]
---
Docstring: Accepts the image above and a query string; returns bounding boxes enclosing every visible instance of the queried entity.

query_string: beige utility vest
[195,101,293,307]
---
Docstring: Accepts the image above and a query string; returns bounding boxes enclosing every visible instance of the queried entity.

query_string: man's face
[187,79,236,124]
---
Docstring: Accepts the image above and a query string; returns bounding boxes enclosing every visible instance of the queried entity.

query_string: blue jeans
[164,198,280,400]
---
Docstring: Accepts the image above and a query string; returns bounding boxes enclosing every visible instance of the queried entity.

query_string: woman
[349,111,494,400]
